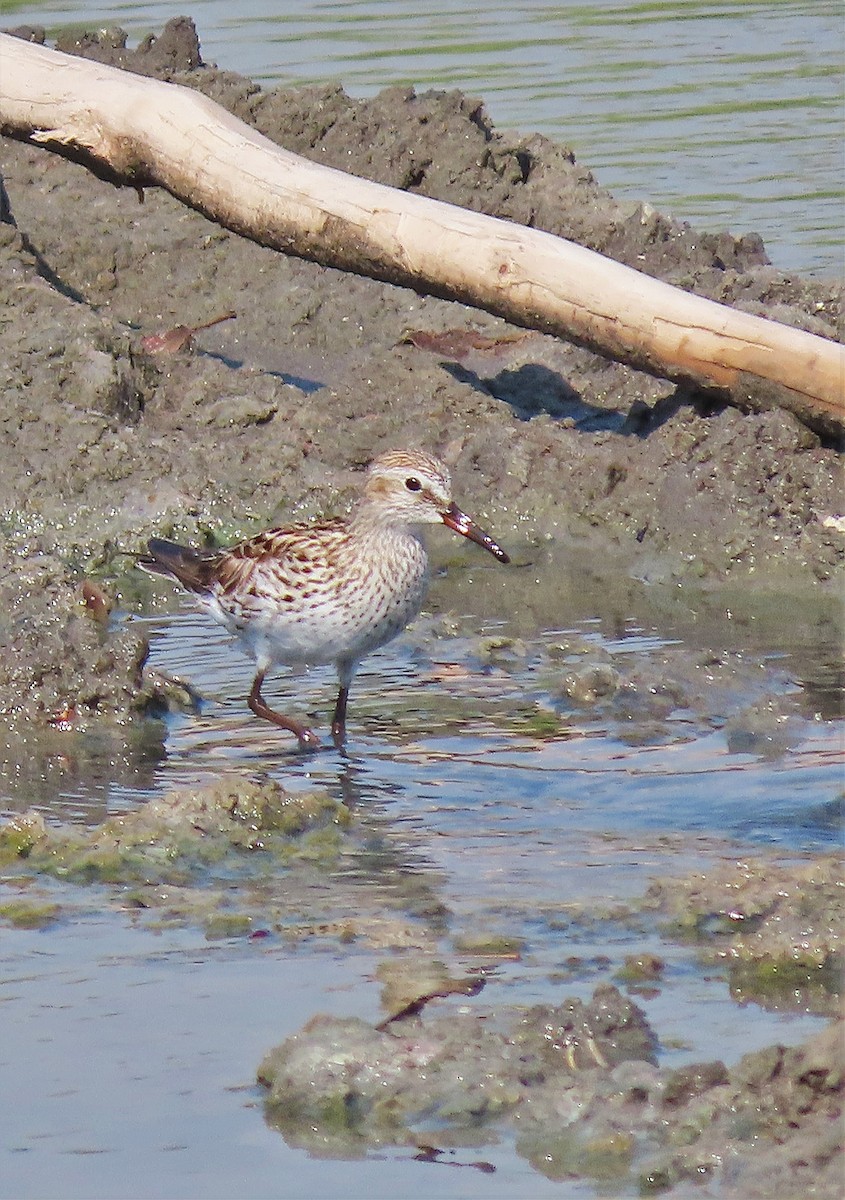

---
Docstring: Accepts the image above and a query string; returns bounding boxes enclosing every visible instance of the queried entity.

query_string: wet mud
[258,996,842,1197]
[0,17,842,1199]
[0,18,842,727]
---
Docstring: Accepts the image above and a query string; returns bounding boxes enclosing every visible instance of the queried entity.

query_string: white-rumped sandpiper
[140,449,509,748]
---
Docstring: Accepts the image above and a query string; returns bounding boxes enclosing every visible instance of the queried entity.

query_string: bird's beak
[441,502,510,563]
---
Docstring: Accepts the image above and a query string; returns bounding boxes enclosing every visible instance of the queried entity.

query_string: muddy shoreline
[0,18,842,1199]
[0,18,842,729]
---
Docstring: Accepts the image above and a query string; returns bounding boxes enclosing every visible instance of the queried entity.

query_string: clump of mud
[645,853,844,1017]
[0,773,445,947]
[0,555,150,726]
[258,980,842,1197]
[259,983,657,1139]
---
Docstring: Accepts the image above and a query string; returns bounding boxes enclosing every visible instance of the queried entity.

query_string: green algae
[0,776,408,944]
[614,953,665,984]
[0,775,349,889]
[271,823,347,868]
[518,1126,635,1183]
[0,898,61,929]
[0,811,48,862]
[203,910,254,939]
[642,854,844,1013]
[452,932,524,959]
[519,707,563,738]
[259,985,659,1161]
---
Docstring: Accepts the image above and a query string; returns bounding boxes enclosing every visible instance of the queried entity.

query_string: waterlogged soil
[0,17,843,1200]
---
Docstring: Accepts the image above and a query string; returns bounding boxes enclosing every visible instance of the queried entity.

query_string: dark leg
[331,685,350,748]
[248,669,321,749]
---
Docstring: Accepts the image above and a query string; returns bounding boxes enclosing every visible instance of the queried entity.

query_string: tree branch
[1,33,842,437]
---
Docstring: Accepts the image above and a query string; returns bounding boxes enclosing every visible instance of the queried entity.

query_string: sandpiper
[140,449,509,748]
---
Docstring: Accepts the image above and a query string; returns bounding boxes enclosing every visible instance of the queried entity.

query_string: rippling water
[3,0,843,273]
[2,582,840,1198]
[124,602,845,850]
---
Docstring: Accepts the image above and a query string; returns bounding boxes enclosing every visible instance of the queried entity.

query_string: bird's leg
[247,669,321,749]
[331,660,357,749]
[331,685,350,748]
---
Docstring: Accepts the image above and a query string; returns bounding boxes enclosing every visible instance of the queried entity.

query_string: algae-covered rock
[0,776,453,947]
[556,663,622,706]
[0,897,61,929]
[259,985,658,1155]
[637,1018,844,1196]
[516,1125,636,1185]
[0,809,49,861]
[127,774,348,847]
[258,971,842,1197]
[643,854,844,1014]
[0,775,349,887]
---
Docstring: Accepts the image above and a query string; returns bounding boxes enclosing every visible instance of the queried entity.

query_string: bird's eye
[405,477,422,492]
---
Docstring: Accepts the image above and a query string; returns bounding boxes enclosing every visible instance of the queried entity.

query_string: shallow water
[0,905,829,1200]
[1,551,842,1197]
[2,0,843,275]
[9,552,842,845]
[124,612,842,855]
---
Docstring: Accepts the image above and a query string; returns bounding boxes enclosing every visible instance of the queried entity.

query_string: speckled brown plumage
[140,449,509,749]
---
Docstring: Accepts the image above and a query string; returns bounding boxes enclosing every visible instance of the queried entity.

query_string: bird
[139,449,509,749]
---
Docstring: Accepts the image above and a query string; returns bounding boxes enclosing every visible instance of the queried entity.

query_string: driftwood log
[0,33,842,438]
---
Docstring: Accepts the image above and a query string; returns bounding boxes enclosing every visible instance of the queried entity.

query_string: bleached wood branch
[0,33,842,436]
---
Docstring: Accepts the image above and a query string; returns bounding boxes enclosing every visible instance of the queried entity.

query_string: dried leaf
[376,976,485,1030]
[402,327,531,359]
[141,310,236,355]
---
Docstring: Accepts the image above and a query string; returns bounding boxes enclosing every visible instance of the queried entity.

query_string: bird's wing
[212,520,348,600]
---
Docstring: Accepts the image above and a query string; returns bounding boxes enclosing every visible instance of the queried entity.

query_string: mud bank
[0,17,842,725]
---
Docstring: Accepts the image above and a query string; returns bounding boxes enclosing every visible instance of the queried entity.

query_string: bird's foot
[296,727,322,751]
[248,674,322,749]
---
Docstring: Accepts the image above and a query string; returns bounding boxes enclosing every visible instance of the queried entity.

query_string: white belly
[205,533,429,672]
